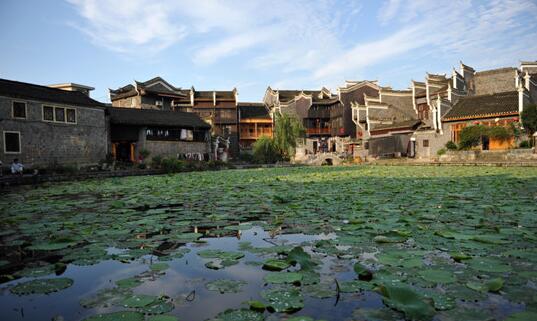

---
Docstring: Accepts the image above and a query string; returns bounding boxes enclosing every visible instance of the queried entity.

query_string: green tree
[521,104,537,136]
[252,136,281,164]
[273,113,305,159]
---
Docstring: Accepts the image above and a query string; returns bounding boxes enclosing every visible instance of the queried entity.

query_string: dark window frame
[12,101,27,119]
[3,131,21,154]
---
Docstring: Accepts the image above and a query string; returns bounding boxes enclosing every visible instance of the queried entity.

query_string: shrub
[437,148,447,156]
[459,125,486,150]
[151,155,163,168]
[519,140,531,148]
[253,136,282,164]
[160,158,185,173]
[139,148,151,159]
[238,152,255,163]
[445,141,458,150]
[521,104,537,136]
[487,126,512,141]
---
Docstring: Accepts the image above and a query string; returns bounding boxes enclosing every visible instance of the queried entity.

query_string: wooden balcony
[240,128,273,140]
[306,127,331,135]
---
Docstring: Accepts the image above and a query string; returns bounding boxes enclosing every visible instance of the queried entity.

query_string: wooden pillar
[254,122,258,138]
[130,144,135,162]
[111,143,117,159]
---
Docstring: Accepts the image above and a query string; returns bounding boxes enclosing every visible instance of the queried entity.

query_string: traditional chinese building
[109,77,239,157]
[237,102,272,150]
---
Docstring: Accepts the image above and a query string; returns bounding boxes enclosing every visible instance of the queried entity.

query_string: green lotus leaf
[505,311,537,321]
[147,316,179,321]
[80,287,132,308]
[10,278,73,295]
[139,300,174,314]
[287,246,316,271]
[262,259,290,271]
[121,294,158,308]
[115,277,142,288]
[261,287,304,313]
[211,308,264,321]
[418,269,456,284]
[467,257,511,273]
[466,277,504,293]
[150,262,170,271]
[339,280,374,292]
[83,311,144,321]
[303,283,336,298]
[205,279,247,294]
[377,284,436,321]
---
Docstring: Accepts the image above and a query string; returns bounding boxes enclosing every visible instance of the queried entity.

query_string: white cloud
[67,0,537,91]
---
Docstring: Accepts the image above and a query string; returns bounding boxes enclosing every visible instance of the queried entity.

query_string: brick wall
[0,96,107,168]
[143,140,210,159]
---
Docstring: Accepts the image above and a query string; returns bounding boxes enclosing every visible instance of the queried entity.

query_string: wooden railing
[240,128,273,139]
[306,127,331,135]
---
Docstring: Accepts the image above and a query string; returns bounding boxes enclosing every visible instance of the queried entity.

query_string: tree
[252,136,281,164]
[273,113,305,159]
[521,104,537,136]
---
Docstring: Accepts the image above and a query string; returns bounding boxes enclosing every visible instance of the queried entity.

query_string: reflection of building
[0,78,107,167]
[237,102,272,150]
[109,77,239,157]
[107,107,211,162]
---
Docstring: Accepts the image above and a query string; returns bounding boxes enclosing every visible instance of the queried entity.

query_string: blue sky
[1,0,536,102]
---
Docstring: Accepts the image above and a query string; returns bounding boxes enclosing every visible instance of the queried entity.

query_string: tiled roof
[370,119,421,131]
[443,91,519,121]
[238,103,271,119]
[0,78,105,108]
[107,107,210,129]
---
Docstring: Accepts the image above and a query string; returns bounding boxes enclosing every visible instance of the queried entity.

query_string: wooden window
[55,108,65,122]
[3,131,21,154]
[12,101,27,119]
[42,105,76,124]
[451,123,466,143]
[66,108,76,123]
[43,105,54,121]
[423,139,429,147]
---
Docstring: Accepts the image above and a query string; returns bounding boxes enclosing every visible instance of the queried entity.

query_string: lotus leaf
[83,311,144,321]
[261,287,304,313]
[147,316,179,321]
[205,279,247,293]
[262,259,290,271]
[121,294,158,308]
[418,269,456,284]
[467,257,511,273]
[378,284,436,321]
[211,308,264,321]
[10,278,73,295]
[115,277,142,288]
[150,263,170,271]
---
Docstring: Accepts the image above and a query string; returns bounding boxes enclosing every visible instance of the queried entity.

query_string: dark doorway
[114,142,135,162]
[482,136,490,150]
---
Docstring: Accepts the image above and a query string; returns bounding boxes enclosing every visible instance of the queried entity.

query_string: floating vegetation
[1,166,537,321]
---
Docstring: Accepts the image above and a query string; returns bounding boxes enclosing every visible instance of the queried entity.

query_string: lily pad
[147,316,179,321]
[150,263,170,272]
[121,294,158,308]
[83,311,144,321]
[212,308,264,321]
[466,278,504,293]
[467,257,511,273]
[10,278,73,295]
[205,279,247,293]
[261,287,304,313]
[418,270,456,284]
[115,277,142,288]
[378,284,436,321]
[262,259,290,271]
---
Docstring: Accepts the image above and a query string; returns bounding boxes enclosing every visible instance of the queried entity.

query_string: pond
[1,166,537,321]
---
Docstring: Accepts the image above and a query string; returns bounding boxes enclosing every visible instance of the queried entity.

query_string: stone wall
[413,130,451,159]
[0,96,107,168]
[474,68,516,95]
[439,149,537,162]
[143,140,210,159]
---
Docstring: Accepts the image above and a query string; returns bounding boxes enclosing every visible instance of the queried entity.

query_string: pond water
[1,166,537,321]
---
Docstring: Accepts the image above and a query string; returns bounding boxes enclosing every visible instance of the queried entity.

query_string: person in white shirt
[11,159,23,175]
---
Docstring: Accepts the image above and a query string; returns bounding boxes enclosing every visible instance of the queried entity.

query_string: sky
[0,0,536,103]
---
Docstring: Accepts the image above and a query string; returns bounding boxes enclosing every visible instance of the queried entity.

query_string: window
[423,139,429,147]
[43,105,76,124]
[3,131,21,154]
[12,101,27,119]
[43,106,54,121]
[155,100,163,107]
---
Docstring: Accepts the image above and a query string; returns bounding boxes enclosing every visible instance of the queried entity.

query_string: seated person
[11,159,24,175]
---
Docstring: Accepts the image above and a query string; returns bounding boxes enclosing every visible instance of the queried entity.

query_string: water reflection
[0,226,383,321]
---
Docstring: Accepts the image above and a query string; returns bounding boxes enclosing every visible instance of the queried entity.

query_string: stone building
[409,61,537,157]
[0,78,107,168]
[237,102,272,150]
[352,87,420,157]
[107,107,211,162]
[263,87,345,154]
[110,77,239,157]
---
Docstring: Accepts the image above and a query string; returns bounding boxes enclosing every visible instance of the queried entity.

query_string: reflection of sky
[0,226,378,321]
